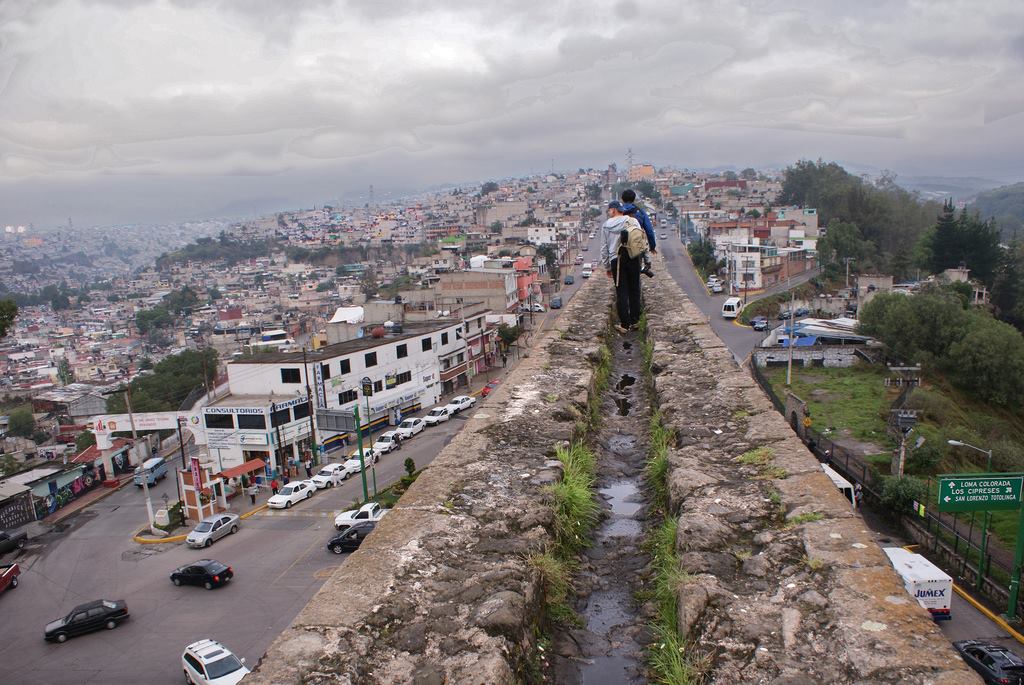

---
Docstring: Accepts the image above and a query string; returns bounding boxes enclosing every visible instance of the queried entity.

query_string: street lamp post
[948,439,994,593]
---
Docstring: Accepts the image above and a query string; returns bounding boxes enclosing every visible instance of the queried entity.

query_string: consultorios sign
[937,473,1024,513]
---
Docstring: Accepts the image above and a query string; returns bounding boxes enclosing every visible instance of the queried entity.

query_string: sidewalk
[43,473,135,525]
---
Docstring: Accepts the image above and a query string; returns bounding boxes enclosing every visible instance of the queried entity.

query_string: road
[0,413,469,685]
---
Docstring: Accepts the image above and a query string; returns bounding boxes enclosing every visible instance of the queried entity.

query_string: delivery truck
[883,547,952,620]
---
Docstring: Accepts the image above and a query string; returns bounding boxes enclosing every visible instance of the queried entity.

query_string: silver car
[186,513,240,549]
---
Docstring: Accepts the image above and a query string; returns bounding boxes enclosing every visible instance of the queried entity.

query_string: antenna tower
[626,148,634,169]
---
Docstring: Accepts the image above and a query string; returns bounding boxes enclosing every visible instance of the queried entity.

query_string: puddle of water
[585,590,633,634]
[614,397,631,416]
[615,374,636,392]
[603,518,643,537]
[584,655,638,685]
[601,481,643,517]
[607,434,637,456]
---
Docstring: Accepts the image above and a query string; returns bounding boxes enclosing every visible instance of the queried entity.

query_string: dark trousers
[611,257,643,327]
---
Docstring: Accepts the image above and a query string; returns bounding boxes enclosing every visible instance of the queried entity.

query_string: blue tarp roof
[781,336,818,347]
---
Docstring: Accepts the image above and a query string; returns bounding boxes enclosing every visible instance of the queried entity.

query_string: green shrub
[548,443,599,555]
[879,476,927,515]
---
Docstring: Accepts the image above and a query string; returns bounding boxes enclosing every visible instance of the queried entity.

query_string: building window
[292,402,311,420]
[373,380,383,392]
[396,371,411,385]
[339,390,358,404]
[421,337,432,351]
[441,332,449,345]
[340,359,351,374]
[280,368,301,384]
[320,363,331,379]
[204,413,234,430]
[271,407,291,427]
[456,353,464,363]
[396,344,408,359]
[237,414,267,430]
[365,352,377,368]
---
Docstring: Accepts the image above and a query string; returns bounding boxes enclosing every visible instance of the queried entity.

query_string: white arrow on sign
[946,481,957,489]
[944,496,951,503]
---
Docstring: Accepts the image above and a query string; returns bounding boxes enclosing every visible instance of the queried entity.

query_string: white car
[396,417,425,439]
[342,449,379,475]
[445,395,476,414]
[423,406,451,426]
[334,502,389,530]
[372,431,402,454]
[267,480,315,509]
[182,639,249,685]
[310,463,350,489]
[531,303,546,313]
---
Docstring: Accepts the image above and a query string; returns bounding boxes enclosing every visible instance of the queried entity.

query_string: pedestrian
[304,457,312,478]
[501,353,507,368]
[602,201,647,332]
[854,482,863,508]
[270,478,279,496]
[248,485,257,506]
[620,189,657,278]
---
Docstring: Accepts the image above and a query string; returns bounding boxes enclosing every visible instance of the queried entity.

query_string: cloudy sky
[1,0,1023,228]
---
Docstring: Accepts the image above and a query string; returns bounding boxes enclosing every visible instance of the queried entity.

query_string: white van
[581,262,594,278]
[721,297,741,319]
[134,456,168,487]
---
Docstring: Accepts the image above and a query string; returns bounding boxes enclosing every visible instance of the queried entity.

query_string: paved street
[0,413,469,685]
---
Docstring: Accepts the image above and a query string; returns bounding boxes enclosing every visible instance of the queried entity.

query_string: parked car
[45,599,129,643]
[564,275,575,285]
[372,431,402,453]
[711,282,724,293]
[396,417,425,439]
[334,502,389,531]
[550,296,562,309]
[0,529,27,555]
[480,379,502,397]
[341,449,378,478]
[953,639,1024,684]
[531,303,546,313]
[445,395,476,414]
[794,306,810,317]
[423,406,451,426]
[134,456,168,487]
[777,308,792,320]
[267,481,315,509]
[574,255,584,264]
[581,245,589,251]
[326,520,378,553]
[186,514,240,549]
[0,562,19,594]
[170,559,234,590]
[182,638,250,685]
[310,462,350,489]
[750,316,770,331]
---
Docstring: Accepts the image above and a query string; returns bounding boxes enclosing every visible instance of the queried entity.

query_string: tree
[0,299,17,338]
[585,183,603,203]
[740,168,757,180]
[7,407,35,438]
[816,220,873,272]
[76,430,96,453]
[50,292,71,311]
[0,454,17,476]
[57,357,74,386]
[481,181,499,196]
[139,357,154,371]
[723,170,739,181]
[136,306,173,333]
[946,316,1024,407]
[207,286,222,302]
[497,324,520,347]
[536,244,561,282]
[359,268,379,299]
[316,280,334,292]
[489,221,504,234]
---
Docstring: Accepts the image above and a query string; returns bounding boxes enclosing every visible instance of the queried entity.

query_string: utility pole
[125,386,156,531]
[785,289,796,387]
[271,401,285,477]
[354,406,369,502]
[302,348,319,466]
[948,440,994,592]
[844,257,856,290]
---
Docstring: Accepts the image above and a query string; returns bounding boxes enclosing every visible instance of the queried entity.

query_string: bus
[721,297,741,319]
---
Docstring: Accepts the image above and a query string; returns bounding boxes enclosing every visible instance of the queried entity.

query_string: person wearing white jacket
[601,201,645,332]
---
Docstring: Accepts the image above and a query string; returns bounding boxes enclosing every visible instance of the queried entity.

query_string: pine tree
[928,199,958,274]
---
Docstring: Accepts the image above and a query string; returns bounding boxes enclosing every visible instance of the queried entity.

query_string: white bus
[721,297,741,319]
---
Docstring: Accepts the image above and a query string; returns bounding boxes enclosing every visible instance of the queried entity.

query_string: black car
[777,309,791,320]
[954,640,1024,684]
[170,559,234,589]
[45,599,129,643]
[794,306,810,318]
[327,521,377,554]
[0,530,27,555]
[750,316,769,331]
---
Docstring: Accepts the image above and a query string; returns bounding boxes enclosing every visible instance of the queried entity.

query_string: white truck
[581,262,594,278]
[883,547,952,621]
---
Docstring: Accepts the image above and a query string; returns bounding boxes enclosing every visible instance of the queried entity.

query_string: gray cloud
[0,0,1023,227]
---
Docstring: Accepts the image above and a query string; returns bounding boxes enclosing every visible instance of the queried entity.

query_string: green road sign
[937,474,1024,513]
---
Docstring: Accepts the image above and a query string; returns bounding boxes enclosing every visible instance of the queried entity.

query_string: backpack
[617,218,648,260]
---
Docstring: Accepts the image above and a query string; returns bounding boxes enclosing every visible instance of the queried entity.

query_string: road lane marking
[274,533,326,585]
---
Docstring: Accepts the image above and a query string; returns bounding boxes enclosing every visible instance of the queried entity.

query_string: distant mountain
[894,175,1007,202]
[971,182,1024,240]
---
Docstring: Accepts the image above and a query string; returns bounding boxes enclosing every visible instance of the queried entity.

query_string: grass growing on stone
[644,517,698,685]
[647,410,673,512]
[548,442,600,555]
[588,342,613,429]
[737,446,774,465]
[785,511,824,528]
[529,551,579,627]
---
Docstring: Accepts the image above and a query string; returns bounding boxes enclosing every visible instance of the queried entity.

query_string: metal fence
[749,363,1023,617]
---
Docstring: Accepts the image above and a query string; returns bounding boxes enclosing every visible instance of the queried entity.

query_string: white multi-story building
[212,320,467,466]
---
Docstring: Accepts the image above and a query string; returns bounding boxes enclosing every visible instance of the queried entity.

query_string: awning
[218,459,267,479]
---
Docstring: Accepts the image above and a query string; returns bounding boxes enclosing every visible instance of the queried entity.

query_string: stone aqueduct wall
[245,259,978,684]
